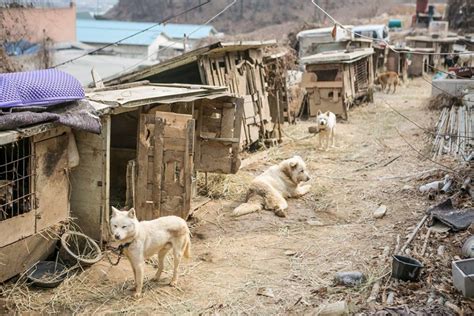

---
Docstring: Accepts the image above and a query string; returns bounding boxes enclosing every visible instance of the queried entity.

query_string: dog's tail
[232,202,263,217]
[183,230,191,259]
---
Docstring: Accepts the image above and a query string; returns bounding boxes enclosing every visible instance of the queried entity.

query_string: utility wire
[52,0,211,68]
[382,98,473,140]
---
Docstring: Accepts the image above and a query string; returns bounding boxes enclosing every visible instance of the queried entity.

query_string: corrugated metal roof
[300,48,374,64]
[77,19,218,46]
[86,83,230,110]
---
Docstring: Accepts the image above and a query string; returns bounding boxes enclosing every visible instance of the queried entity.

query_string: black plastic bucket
[392,255,423,282]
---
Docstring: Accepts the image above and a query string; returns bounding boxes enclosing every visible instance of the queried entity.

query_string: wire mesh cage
[0,138,34,221]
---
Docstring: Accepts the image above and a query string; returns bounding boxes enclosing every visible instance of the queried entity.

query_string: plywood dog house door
[136,111,194,220]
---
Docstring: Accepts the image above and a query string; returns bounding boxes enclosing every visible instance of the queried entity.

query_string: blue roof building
[76,19,218,46]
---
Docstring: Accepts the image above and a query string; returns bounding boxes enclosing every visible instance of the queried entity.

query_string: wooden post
[276,90,282,142]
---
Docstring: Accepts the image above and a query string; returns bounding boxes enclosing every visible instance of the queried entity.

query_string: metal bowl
[26,261,68,288]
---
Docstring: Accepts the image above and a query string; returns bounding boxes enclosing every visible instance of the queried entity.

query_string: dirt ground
[1,78,472,314]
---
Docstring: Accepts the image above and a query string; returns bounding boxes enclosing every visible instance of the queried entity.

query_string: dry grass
[427,93,463,111]
[196,172,254,201]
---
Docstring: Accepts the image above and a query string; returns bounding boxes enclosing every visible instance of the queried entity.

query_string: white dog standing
[232,156,311,218]
[316,110,336,150]
[109,207,191,297]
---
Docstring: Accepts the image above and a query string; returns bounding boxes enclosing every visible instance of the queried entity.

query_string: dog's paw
[274,209,287,218]
[133,291,142,298]
[169,280,177,287]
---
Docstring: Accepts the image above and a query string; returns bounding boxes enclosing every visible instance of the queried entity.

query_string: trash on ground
[334,271,365,287]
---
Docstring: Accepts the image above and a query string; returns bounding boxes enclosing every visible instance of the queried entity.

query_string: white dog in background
[110,207,191,297]
[316,110,336,150]
[232,156,311,218]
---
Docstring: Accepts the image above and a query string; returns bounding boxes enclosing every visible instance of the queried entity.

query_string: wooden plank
[136,113,154,221]
[70,119,108,243]
[152,116,164,219]
[194,103,203,171]
[0,211,35,248]
[34,133,69,232]
[200,56,214,86]
[183,120,194,218]
[164,137,187,151]
[0,231,57,282]
[215,58,226,86]
[303,81,343,89]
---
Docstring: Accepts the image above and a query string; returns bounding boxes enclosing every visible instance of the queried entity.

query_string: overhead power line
[108,0,238,80]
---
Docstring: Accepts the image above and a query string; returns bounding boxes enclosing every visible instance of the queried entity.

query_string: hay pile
[196,172,254,200]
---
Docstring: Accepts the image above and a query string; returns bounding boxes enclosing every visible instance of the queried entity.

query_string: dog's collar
[118,241,132,251]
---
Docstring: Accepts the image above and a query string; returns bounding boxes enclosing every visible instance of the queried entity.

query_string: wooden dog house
[0,125,76,282]
[72,83,243,243]
[102,41,281,148]
[406,35,458,71]
[299,48,374,120]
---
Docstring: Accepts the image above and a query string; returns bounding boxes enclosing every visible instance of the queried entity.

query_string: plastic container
[27,261,68,288]
[334,271,365,287]
[452,258,474,298]
[392,255,423,282]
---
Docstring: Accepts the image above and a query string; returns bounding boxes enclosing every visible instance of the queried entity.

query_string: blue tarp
[3,40,40,56]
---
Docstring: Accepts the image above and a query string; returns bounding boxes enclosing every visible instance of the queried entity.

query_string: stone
[373,205,387,219]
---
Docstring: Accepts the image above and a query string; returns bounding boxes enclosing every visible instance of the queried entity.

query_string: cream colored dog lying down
[232,156,311,218]
[110,207,191,297]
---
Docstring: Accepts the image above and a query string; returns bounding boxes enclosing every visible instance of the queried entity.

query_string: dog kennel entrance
[109,110,139,208]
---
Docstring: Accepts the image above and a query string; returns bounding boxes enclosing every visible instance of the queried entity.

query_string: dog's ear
[128,208,136,219]
[289,160,298,169]
[325,111,330,116]
[111,206,120,217]
[317,110,322,116]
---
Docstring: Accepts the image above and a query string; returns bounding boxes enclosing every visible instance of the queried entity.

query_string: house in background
[0,1,76,44]
[76,19,219,61]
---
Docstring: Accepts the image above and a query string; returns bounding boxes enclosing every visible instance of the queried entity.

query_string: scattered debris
[307,219,324,226]
[256,287,275,298]
[431,93,472,161]
[461,236,474,258]
[419,175,451,194]
[308,126,319,134]
[318,301,349,316]
[428,199,474,232]
[334,271,365,287]
[284,250,297,256]
[452,258,474,298]
[373,205,387,219]
[392,255,423,282]
[385,291,395,305]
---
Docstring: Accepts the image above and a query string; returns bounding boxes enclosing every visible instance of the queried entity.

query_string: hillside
[104,0,412,35]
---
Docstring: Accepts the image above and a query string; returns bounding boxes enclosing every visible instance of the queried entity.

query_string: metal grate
[0,138,34,221]
[354,59,369,92]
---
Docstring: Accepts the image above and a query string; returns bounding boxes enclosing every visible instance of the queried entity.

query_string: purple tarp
[0,69,85,108]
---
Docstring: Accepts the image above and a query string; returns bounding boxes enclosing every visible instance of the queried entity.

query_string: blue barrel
[388,19,402,29]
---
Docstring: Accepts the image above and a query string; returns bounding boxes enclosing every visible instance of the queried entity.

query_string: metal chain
[104,246,125,266]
